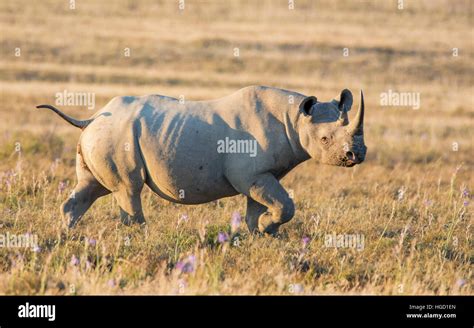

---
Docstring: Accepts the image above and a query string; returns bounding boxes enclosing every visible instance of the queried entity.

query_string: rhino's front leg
[244,173,295,235]
[245,197,267,233]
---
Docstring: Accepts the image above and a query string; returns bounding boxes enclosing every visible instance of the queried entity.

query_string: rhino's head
[298,89,367,167]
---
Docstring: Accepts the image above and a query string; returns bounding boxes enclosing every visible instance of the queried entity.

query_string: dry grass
[0,0,472,295]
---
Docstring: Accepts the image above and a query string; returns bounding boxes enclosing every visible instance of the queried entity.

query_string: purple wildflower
[88,238,97,247]
[291,283,304,294]
[32,245,41,253]
[461,188,470,198]
[175,261,184,271]
[58,181,66,193]
[178,214,189,224]
[177,279,187,293]
[70,255,80,266]
[217,232,229,243]
[456,279,466,288]
[231,212,242,232]
[4,170,17,182]
[302,236,310,248]
[107,279,116,288]
[176,255,196,274]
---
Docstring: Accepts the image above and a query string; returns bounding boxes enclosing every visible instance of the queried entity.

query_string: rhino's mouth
[340,157,358,167]
[343,161,357,167]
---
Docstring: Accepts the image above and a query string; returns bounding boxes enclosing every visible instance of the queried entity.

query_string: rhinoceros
[37,86,366,234]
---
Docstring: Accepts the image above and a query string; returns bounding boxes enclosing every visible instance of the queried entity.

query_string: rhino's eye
[320,136,329,144]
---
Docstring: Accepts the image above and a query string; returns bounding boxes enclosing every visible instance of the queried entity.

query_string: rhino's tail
[36,104,93,129]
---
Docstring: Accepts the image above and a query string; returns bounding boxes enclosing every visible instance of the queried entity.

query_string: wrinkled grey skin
[37,86,366,234]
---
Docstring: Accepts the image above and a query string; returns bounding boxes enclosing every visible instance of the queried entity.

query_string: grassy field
[0,0,472,294]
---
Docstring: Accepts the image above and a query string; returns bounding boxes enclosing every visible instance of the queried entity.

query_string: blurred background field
[0,0,472,294]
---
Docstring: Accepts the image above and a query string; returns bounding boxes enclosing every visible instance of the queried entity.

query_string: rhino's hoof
[121,217,134,226]
[120,215,146,226]
[68,220,78,229]
[258,213,280,236]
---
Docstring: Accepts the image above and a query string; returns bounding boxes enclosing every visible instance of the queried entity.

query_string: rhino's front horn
[348,90,364,136]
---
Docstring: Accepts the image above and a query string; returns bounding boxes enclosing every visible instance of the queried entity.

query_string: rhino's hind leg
[113,189,145,225]
[62,150,111,228]
[62,177,110,228]
[242,173,295,235]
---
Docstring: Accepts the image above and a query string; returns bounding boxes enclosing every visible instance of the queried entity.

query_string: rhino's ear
[338,89,353,112]
[300,96,317,116]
